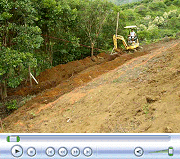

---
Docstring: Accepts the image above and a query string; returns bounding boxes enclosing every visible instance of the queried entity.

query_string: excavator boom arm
[113,35,128,50]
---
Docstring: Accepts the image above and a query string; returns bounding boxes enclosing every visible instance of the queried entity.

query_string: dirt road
[2,39,180,133]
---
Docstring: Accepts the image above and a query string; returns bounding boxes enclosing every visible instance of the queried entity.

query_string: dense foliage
[0,0,180,99]
[109,0,143,5]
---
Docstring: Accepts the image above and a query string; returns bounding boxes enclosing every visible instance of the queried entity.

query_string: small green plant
[30,112,36,117]
[19,95,36,107]
[143,104,149,115]
[113,78,121,83]
[5,100,18,110]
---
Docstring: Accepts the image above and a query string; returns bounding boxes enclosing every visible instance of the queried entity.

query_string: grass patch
[19,95,36,107]
[143,104,149,115]
[112,78,121,83]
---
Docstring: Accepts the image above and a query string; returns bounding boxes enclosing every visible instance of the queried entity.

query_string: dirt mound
[14,53,120,96]
[13,51,148,106]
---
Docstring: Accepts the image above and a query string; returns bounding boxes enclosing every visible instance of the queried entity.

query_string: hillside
[1,39,180,133]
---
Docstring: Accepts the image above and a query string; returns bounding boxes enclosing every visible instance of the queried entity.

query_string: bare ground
[1,39,180,133]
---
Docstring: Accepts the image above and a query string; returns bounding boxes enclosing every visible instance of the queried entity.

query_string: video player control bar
[0,134,180,159]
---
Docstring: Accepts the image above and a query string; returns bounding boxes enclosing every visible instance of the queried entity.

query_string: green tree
[51,0,81,65]
[164,0,180,7]
[135,4,148,16]
[78,0,113,57]
[149,2,167,12]
[0,0,43,99]
[34,0,62,66]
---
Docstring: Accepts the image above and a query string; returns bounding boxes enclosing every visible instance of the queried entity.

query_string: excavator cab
[125,26,138,45]
[113,25,140,52]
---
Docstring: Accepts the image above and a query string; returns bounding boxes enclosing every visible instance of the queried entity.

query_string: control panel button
[59,147,68,157]
[71,147,80,157]
[27,147,36,157]
[134,147,144,157]
[46,147,55,157]
[11,145,23,157]
[83,147,92,157]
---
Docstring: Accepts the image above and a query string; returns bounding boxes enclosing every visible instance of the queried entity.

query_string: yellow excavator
[113,25,140,52]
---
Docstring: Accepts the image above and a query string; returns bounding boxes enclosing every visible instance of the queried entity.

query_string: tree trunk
[51,42,53,66]
[29,65,32,87]
[49,41,53,66]
[3,20,7,47]
[45,33,48,54]
[33,67,36,77]
[0,83,2,100]
[0,80,7,100]
[91,42,94,57]
[3,80,7,99]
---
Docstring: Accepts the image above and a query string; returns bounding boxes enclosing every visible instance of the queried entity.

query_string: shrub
[149,2,166,12]
[135,5,148,16]
[164,0,180,7]
[5,100,18,111]
[176,32,180,39]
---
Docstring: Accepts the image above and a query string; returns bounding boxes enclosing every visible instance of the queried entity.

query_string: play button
[11,145,23,157]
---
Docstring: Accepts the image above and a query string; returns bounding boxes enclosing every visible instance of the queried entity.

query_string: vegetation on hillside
[109,0,142,5]
[0,0,180,99]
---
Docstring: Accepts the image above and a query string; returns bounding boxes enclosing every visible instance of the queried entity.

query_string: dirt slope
[2,39,180,133]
